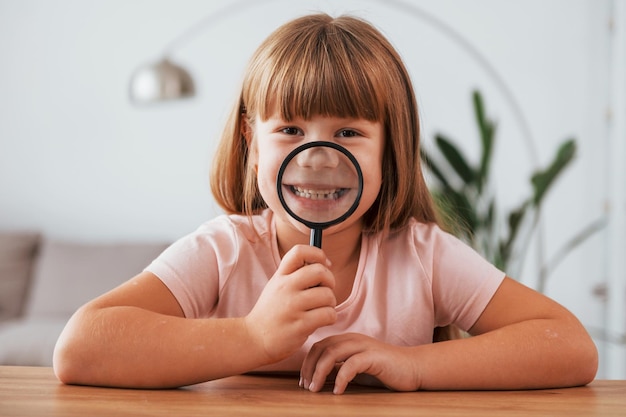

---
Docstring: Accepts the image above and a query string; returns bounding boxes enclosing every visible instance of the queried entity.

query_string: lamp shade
[128,58,195,103]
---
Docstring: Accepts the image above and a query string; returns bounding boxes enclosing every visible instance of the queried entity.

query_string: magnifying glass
[276,141,363,248]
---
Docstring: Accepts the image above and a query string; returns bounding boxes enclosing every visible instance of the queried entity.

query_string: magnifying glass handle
[310,228,322,248]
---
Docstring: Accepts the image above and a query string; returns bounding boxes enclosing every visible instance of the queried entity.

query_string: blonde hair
[211,13,440,232]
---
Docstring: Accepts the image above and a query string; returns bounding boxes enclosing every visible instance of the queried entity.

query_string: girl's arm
[53,272,267,388]
[301,277,598,394]
[414,277,598,390]
[54,246,337,388]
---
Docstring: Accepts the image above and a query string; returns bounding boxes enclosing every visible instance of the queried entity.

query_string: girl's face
[250,114,384,242]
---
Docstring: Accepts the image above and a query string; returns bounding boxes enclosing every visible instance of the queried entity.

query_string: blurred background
[1,0,624,378]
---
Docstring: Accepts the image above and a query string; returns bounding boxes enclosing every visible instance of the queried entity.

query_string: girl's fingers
[302,306,338,333]
[277,245,335,290]
[295,285,337,311]
[332,354,370,394]
[278,245,331,276]
[302,335,360,392]
[300,339,329,386]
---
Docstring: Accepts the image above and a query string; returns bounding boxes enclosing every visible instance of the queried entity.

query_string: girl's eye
[281,127,301,135]
[337,129,360,138]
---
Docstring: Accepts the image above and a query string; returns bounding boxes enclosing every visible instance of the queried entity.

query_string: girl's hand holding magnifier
[245,244,337,364]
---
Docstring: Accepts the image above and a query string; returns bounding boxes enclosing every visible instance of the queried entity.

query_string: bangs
[244,16,388,122]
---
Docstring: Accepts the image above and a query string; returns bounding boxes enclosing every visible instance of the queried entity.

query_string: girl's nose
[296,146,340,170]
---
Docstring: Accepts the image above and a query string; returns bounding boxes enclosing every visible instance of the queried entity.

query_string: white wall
[1,0,623,377]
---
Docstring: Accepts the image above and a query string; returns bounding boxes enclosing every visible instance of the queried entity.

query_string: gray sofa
[0,231,169,366]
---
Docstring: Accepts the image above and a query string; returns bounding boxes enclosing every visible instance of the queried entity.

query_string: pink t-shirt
[146,209,505,371]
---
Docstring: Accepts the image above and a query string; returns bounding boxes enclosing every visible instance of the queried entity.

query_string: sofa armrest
[0,232,40,322]
[0,318,67,366]
[24,239,169,318]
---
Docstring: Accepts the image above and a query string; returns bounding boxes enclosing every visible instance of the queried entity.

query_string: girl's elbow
[562,326,599,387]
[577,336,599,385]
[53,334,83,385]
[52,314,93,385]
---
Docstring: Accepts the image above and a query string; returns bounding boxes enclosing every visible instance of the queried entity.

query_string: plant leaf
[531,139,576,205]
[435,134,476,185]
[473,90,496,193]
[420,148,451,188]
[499,200,530,269]
[483,198,496,234]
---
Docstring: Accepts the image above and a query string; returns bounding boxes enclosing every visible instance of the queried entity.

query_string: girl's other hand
[300,333,419,395]
[245,245,337,364]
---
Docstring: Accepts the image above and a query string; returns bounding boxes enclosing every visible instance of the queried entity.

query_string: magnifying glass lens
[280,149,358,224]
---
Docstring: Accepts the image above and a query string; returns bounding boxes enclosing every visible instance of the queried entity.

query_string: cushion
[0,232,40,321]
[25,239,169,317]
[0,318,67,366]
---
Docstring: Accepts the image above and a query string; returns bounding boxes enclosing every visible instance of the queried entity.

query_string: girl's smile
[288,185,347,200]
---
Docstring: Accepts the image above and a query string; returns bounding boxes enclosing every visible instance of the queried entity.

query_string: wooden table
[0,366,624,417]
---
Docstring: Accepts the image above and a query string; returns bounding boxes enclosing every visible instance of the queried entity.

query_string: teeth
[292,186,341,200]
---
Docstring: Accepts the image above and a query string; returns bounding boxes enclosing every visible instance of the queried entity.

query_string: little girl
[54,13,597,394]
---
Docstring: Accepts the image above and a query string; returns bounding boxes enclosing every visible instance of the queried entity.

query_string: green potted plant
[421,90,605,293]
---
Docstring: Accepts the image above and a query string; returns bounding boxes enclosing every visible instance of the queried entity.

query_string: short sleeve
[415,224,506,331]
[145,216,239,318]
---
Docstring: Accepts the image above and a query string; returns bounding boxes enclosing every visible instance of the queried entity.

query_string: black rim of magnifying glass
[276,141,364,230]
